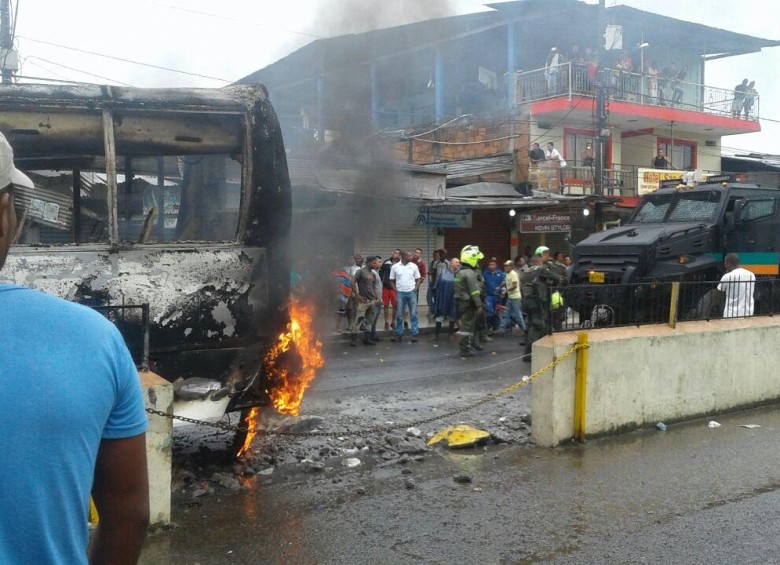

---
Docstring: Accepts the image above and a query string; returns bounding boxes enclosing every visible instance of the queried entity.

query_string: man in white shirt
[717,253,755,318]
[545,141,566,187]
[389,250,422,342]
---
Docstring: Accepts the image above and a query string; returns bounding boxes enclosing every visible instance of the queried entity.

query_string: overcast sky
[11,0,780,154]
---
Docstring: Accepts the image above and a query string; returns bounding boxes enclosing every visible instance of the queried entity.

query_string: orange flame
[237,299,325,458]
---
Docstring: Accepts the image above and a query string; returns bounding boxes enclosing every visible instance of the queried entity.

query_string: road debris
[427,424,491,448]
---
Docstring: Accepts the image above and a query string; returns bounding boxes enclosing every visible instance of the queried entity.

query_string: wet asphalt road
[140,335,780,564]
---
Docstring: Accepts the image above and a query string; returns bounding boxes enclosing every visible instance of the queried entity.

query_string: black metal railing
[90,304,150,369]
[540,278,775,332]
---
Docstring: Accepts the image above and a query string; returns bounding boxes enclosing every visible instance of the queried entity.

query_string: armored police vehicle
[571,175,780,323]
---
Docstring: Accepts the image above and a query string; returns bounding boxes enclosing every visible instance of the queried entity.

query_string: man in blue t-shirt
[482,258,506,331]
[0,131,149,565]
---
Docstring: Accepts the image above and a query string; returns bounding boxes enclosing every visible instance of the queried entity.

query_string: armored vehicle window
[632,194,673,223]
[667,191,721,223]
[742,199,775,221]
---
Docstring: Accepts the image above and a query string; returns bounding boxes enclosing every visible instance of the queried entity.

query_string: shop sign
[416,206,472,228]
[637,168,684,195]
[519,211,571,233]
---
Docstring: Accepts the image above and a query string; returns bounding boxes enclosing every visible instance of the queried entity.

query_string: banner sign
[637,168,684,195]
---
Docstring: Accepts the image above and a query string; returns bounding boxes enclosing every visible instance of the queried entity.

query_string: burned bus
[0,83,291,417]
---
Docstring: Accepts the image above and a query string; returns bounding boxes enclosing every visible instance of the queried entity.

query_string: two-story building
[239,0,778,262]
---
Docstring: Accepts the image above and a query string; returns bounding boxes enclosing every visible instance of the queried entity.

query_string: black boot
[433,321,442,341]
[350,333,357,347]
[363,332,375,345]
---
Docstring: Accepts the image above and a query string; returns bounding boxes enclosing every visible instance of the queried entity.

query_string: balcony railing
[530,161,639,196]
[516,63,759,121]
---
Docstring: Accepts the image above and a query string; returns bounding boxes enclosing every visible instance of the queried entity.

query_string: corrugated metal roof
[421,155,513,181]
[447,181,520,198]
[722,152,780,171]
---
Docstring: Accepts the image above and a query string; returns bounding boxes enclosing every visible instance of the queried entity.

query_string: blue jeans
[396,291,419,336]
[499,297,526,331]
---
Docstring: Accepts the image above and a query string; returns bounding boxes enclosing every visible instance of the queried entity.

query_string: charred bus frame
[0,83,291,412]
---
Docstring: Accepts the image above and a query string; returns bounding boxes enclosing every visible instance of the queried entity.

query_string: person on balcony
[568,45,586,92]
[581,143,595,183]
[545,141,566,186]
[651,148,673,169]
[545,47,562,93]
[743,81,757,119]
[658,64,676,106]
[732,78,749,117]
[671,65,688,105]
[529,142,546,164]
[581,143,595,167]
[646,61,659,101]
[584,46,598,93]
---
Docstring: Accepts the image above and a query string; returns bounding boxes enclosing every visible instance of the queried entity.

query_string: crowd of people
[542,44,758,115]
[335,245,572,360]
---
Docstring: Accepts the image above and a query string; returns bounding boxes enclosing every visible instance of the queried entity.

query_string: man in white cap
[0,131,149,564]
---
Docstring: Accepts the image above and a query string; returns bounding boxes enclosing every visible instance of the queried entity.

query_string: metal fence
[515,63,759,121]
[546,278,774,332]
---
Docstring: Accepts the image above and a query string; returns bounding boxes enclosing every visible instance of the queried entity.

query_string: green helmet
[460,245,484,268]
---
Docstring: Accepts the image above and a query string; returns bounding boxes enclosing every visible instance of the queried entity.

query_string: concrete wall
[531,318,780,447]
[140,370,173,525]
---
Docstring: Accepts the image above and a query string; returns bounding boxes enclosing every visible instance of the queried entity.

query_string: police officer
[520,254,545,359]
[454,245,485,357]
[521,246,568,359]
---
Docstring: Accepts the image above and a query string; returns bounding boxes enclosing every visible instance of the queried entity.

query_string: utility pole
[594,0,607,197]
[0,0,11,84]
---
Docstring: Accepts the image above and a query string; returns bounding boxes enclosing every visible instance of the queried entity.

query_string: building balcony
[516,63,760,137]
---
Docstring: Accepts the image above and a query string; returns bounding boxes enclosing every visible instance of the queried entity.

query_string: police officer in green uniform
[520,254,544,358]
[454,245,485,357]
[521,246,568,359]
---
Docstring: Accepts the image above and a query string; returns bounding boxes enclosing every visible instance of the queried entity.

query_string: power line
[17,35,232,83]
[137,0,322,39]
[25,55,134,87]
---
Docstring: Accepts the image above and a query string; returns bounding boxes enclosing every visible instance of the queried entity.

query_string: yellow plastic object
[89,496,99,526]
[427,424,491,448]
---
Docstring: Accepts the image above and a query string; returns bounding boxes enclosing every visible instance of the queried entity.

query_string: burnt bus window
[15,169,110,245]
[13,110,244,245]
[116,154,242,243]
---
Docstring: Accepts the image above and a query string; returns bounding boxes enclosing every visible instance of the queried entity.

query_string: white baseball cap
[0,131,32,191]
